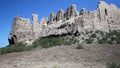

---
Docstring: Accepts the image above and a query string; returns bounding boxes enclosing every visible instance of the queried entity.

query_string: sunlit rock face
[8,1,120,45]
[64,4,79,19]
[97,1,120,31]
[56,9,64,21]
[8,16,33,45]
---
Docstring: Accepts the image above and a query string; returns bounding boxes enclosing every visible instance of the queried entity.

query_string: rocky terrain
[0,44,120,68]
[8,1,120,45]
[1,1,120,68]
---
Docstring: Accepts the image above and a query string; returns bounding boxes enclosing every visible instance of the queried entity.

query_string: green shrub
[98,37,107,44]
[108,62,120,68]
[0,42,40,54]
[32,36,78,48]
[85,38,94,44]
[99,31,104,35]
[90,33,97,38]
[0,36,78,55]
[97,30,120,44]
[95,30,100,33]
[0,42,26,54]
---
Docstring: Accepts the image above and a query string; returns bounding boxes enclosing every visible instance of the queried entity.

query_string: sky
[0,0,120,48]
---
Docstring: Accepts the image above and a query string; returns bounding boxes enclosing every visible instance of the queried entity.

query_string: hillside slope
[0,44,120,68]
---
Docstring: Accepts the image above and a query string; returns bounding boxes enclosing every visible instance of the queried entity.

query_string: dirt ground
[0,44,120,68]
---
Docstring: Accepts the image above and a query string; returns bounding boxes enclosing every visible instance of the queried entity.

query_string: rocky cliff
[8,1,120,45]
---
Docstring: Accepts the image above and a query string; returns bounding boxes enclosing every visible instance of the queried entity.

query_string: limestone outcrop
[8,16,33,45]
[8,1,120,45]
[49,12,56,24]
[56,9,64,21]
[32,14,40,40]
[64,4,79,19]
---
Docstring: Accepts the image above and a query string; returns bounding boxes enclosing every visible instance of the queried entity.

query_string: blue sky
[0,0,120,48]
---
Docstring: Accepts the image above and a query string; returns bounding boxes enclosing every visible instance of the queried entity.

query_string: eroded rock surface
[8,17,33,45]
[8,1,120,45]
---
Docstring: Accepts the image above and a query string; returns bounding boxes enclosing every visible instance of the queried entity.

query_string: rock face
[97,1,120,31]
[32,14,40,40]
[56,9,64,21]
[8,17,33,44]
[64,4,78,19]
[8,1,120,45]
[49,12,56,24]
[39,18,48,32]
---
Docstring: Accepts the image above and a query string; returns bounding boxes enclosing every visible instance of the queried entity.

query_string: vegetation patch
[85,38,94,44]
[85,31,98,44]
[98,30,120,44]
[32,36,78,48]
[85,30,120,44]
[108,62,120,68]
[0,42,37,55]
[90,33,97,38]
[0,36,78,54]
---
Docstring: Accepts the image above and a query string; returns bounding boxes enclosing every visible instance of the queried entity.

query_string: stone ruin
[8,1,120,45]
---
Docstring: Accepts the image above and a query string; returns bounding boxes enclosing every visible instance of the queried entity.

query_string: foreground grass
[0,42,35,54]
[0,36,77,55]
